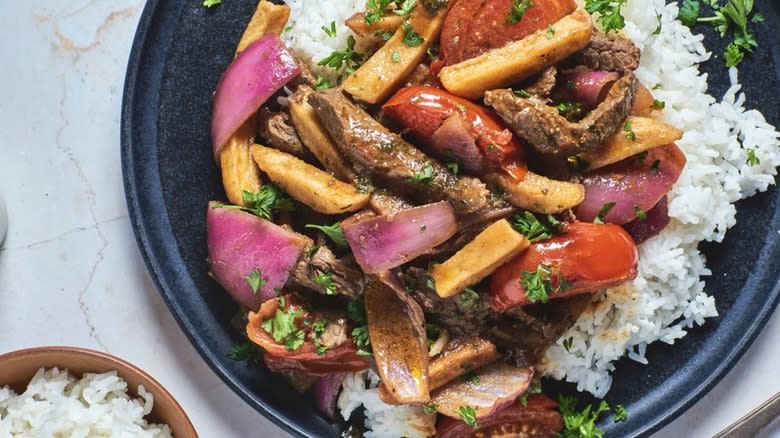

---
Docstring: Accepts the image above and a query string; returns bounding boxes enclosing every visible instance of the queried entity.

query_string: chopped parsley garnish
[635,206,647,221]
[614,404,628,422]
[423,404,438,414]
[392,51,402,63]
[568,155,590,172]
[394,0,417,18]
[311,320,329,355]
[623,121,637,141]
[305,222,348,249]
[558,396,611,438]
[314,271,338,295]
[352,326,372,356]
[445,160,460,175]
[314,75,332,91]
[365,0,395,24]
[653,13,663,35]
[584,0,628,33]
[557,102,583,122]
[513,88,532,98]
[510,211,562,242]
[402,21,425,47]
[318,35,364,75]
[244,269,267,296]
[262,298,306,351]
[518,377,543,406]
[563,336,574,352]
[348,297,372,356]
[507,0,534,24]
[746,148,760,166]
[354,176,375,193]
[203,0,221,8]
[347,297,368,325]
[458,288,480,310]
[458,406,480,428]
[520,263,567,304]
[652,99,666,110]
[594,202,616,224]
[425,323,441,348]
[680,0,762,67]
[461,372,481,384]
[227,342,263,364]
[410,164,437,186]
[322,21,337,37]
[224,184,293,220]
[546,25,556,39]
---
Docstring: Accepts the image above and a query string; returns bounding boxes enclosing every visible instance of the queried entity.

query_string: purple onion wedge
[342,201,458,274]
[207,202,310,310]
[313,373,346,420]
[556,70,619,111]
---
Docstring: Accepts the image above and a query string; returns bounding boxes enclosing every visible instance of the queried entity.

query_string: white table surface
[1,2,778,437]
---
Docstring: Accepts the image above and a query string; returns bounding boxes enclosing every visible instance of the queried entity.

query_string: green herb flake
[314,271,338,295]
[423,404,438,414]
[507,0,534,24]
[614,404,628,422]
[513,88,531,98]
[305,222,349,249]
[261,301,306,351]
[227,342,263,365]
[635,206,648,221]
[679,0,701,26]
[458,287,480,310]
[409,164,437,186]
[203,0,221,8]
[584,0,628,33]
[461,372,481,384]
[546,25,556,39]
[746,148,760,166]
[347,297,368,325]
[394,0,417,18]
[558,396,611,438]
[520,263,567,304]
[652,99,666,110]
[244,269,267,296]
[652,13,663,35]
[623,121,637,141]
[365,0,395,24]
[402,21,425,47]
[235,184,294,220]
[318,35,364,75]
[352,325,372,356]
[692,0,761,67]
[510,211,562,243]
[563,336,574,352]
[391,51,402,63]
[594,202,616,224]
[315,75,332,91]
[458,406,480,428]
[322,21,337,37]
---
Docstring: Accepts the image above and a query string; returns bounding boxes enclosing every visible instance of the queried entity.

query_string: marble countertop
[1,2,778,437]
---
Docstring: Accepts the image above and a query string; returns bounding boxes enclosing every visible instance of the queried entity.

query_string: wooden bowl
[0,346,197,437]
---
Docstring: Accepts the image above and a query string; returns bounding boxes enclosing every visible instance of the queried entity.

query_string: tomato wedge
[438,0,577,67]
[435,394,562,438]
[490,222,638,311]
[246,296,370,376]
[383,85,527,179]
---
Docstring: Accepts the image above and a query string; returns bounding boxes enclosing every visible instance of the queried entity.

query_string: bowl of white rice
[0,347,197,437]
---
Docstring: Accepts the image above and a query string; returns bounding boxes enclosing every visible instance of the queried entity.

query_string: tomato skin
[439,0,577,67]
[383,86,526,178]
[246,296,370,376]
[435,395,562,438]
[490,222,638,311]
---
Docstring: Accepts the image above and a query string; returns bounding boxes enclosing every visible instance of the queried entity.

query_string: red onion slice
[211,35,300,158]
[207,202,310,309]
[556,70,619,111]
[313,373,346,419]
[430,115,485,174]
[575,143,686,225]
[431,363,533,420]
[623,195,671,244]
[342,201,458,274]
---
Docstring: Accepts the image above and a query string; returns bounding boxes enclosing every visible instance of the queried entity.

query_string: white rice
[0,368,173,437]
[283,0,780,433]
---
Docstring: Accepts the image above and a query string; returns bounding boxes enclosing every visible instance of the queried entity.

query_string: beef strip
[566,32,641,74]
[289,244,365,298]
[369,191,415,215]
[257,109,310,158]
[405,268,592,367]
[485,73,638,157]
[524,66,558,98]
[308,89,490,213]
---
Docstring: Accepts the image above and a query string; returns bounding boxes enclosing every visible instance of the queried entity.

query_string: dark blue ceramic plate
[121,2,780,437]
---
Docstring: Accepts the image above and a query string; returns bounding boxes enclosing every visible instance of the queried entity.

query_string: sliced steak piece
[309,89,490,213]
[257,109,309,158]
[485,73,638,157]
[289,244,365,298]
[524,67,558,98]
[369,191,415,216]
[429,337,501,390]
[567,32,641,74]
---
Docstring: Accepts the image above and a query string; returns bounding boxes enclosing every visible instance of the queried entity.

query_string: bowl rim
[0,346,198,437]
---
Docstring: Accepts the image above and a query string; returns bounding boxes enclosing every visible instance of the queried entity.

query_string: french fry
[235,0,291,54]
[431,220,530,298]
[488,171,586,214]
[218,0,291,206]
[342,1,453,104]
[346,13,404,42]
[288,86,356,182]
[577,116,684,171]
[440,9,594,99]
[220,121,262,206]
[251,144,370,215]
[630,83,656,117]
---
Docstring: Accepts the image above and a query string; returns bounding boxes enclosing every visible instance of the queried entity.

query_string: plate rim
[120,1,780,437]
